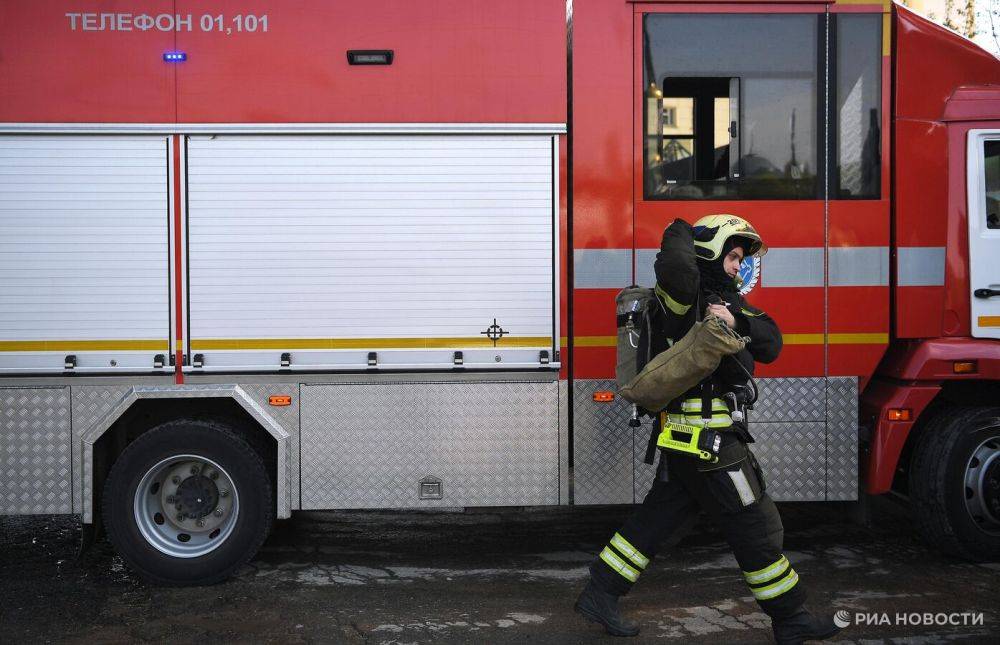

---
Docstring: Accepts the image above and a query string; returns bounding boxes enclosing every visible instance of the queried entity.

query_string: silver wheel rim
[133,454,239,558]
[963,435,1000,537]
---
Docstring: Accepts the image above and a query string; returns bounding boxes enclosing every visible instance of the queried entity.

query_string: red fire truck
[0,0,997,584]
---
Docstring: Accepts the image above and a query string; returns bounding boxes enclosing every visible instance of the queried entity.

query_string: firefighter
[574,215,841,644]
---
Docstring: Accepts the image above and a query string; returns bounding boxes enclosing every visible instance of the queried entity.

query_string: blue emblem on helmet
[737,256,761,296]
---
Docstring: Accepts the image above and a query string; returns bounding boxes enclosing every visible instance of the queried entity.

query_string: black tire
[102,419,273,585]
[909,406,1000,562]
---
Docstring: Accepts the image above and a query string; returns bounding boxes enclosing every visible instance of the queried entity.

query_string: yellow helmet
[691,214,767,261]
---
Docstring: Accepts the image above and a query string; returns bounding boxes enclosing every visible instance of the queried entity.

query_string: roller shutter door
[0,136,170,373]
[185,135,557,371]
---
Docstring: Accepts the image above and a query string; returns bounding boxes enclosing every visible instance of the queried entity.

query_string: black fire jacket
[650,219,783,404]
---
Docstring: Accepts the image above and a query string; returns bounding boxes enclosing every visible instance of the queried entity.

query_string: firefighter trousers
[590,445,808,619]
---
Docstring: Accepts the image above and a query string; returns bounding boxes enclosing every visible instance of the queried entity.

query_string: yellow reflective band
[664,413,731,429]
[655,284,692,316]
[610,533,649,569]
[600,547,639,582]
[740,308,765,318]
[574,335,617,347]
[751,570,800,601]
[681,398,728,413]
[683,414,733,428]
[571,334,887,347]
[0,339,169,352]
[191,336,552,350]
[744,556,789,584]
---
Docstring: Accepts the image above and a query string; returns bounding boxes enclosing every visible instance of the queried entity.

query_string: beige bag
[618,315,746,412]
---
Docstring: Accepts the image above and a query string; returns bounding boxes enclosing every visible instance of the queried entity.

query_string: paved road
[1,497,998,643]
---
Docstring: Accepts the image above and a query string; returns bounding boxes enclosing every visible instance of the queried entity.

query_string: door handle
[974,288,1000,298]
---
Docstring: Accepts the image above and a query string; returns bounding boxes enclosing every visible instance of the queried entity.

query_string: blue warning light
[163,52,187,62]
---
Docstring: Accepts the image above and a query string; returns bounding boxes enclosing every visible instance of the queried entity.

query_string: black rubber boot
[771,609,841,645]
[574,580,640,637]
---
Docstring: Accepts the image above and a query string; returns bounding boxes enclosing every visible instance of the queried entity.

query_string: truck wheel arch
[892,381,1000,493]
[80,386,291,525]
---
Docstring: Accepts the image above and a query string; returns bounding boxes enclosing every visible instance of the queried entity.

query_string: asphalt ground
[1,496,998,644]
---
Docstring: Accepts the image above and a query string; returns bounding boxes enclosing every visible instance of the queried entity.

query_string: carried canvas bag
[618,314,747,412]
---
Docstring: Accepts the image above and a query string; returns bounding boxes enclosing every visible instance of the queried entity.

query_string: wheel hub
[134,455,239,558]
[964,438,1000,536]
[176,475,218,518]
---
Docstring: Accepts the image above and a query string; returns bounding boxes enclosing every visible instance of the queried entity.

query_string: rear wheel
[103,419,273,585]
[909,406,1000,561]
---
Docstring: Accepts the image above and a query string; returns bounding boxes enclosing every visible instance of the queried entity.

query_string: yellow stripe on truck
[784,333,888,345]
[573,335,617,347]
[828,333,889,344]
[0,340,169,352]
[190,337,553,351]
[572,333,888,347]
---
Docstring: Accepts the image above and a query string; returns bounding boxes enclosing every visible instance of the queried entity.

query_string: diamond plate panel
[559,380,570,505]
[573,380,633,505]
[238,383,301,510]
[751,422,826,501]
[71,385,132,514]
[300,381,559,509]
[0,387,71,514]
[826,376,859,500]
[752,378,826,422]
[633,419,657,503]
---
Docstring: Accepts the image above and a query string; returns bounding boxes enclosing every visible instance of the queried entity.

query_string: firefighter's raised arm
[653,219,699,319]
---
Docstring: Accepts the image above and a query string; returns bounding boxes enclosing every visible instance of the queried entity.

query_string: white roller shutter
[0,136,170,373]
[186,134,557,370]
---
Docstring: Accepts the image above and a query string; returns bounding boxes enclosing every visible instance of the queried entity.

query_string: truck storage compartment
[299,380,561,509]
[0,136,171,373]
[185,134,559,372]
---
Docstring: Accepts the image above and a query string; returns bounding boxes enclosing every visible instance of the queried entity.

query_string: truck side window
[645,78,736,195]
[834,14,882,199]
[985,141,1000,229]
[642,14,820,200]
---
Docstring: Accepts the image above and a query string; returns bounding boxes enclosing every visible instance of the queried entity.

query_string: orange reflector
[887,408,911,422]
[953,361,978,374]
[593,391,615,403]
[268,395,292,407]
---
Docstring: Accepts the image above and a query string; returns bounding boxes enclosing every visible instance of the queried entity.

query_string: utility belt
[644,389,754,465]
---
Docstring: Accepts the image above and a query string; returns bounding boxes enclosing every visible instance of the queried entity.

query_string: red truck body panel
[0,1,567,125]
[893,6,1000,340]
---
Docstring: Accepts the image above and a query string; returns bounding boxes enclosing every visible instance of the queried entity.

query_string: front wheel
[103,419,273,585]
[909,406,1000,561]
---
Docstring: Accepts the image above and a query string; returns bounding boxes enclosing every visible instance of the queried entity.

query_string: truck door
[0,135,173,373]
[968,130,1000,339]
[183,133,559,372]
